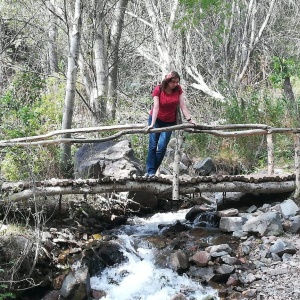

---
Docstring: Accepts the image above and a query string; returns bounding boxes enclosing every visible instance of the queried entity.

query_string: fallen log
[1,180,295,202]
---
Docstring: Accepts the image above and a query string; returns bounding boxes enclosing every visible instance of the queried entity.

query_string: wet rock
[169,293,187,300]
[190,251,211,267]
[187,266,214,282]
[53,274,66,290]
[193,212,220,228]
[216,208,239,217]
[41,290,61,300]
[60,266,90,299]
[164,220,190,234]
[91,289,107,299]
[95,240,126,265]
[219,217,244,232]
[170,250,189,271]
[185,205,213,222]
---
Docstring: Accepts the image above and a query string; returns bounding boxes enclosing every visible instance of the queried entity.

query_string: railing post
[172,130,184,201]
[294,133,300,200]
[267,132,274,176]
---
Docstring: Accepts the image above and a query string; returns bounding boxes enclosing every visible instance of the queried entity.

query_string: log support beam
[2,180,295,202]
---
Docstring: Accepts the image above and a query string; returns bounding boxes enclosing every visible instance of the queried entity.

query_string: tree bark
[108,0,129,120]
[61,0,83,177]
[172,130,184,200]
[92,0,108,123]
[283,76,295,103]
[47,0,59,73]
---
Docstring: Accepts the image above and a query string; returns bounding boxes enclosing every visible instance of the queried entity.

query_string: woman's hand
[146,124,154,132]
[186,118,196,125]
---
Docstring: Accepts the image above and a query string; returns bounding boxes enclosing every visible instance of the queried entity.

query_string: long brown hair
[160,71,181,91]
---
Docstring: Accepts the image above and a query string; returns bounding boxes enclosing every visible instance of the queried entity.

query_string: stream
[90,209,220,300]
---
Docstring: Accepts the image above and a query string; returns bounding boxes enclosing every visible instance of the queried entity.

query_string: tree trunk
[173,130,184,200]
[61,0,83,177]
[90,0,108,124]
[283,76,295,102]
[47,0,59,73]
[108,0,129,120]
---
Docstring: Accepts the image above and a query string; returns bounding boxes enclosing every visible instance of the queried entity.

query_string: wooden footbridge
[1,173,296,202]
[1,122,300,202]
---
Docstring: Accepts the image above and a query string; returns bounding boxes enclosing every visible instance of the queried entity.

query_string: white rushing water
[90,209,219,300]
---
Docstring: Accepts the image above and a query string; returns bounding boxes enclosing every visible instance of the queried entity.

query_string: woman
[146,71,194,176]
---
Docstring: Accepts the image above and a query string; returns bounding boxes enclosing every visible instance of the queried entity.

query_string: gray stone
[290,216,300,233]
[219,217,244,232]
[60,266,90,299]
[206,244,232,254]
[216,208,239,217]
[269,239,296,256]
[170,250,189,270]
[246,205,258,213]
[242,212,284,236]
[193,157,216,176]
[74,140,143,178]
[280,199,299,218]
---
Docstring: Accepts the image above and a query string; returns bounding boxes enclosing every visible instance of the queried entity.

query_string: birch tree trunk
[108,0,129,120]
[61,0,82,177]
[173,130,184,200]
[92,0,108,123]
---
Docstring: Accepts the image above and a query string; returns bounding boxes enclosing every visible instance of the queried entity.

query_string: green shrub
[0,71,64,180]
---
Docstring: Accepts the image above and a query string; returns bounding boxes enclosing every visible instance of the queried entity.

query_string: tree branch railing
[1,122,300,201]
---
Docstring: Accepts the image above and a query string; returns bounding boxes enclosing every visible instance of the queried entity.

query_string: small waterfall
[192,211,220,228]
[90,210,219,300]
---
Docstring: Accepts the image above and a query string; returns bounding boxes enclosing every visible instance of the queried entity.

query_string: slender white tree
[61,0,83,176]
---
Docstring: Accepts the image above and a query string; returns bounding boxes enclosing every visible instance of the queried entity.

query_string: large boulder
[193,157,216,176]
[74,140,144,178]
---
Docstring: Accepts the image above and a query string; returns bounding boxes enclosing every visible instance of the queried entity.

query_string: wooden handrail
[0,122,300,201]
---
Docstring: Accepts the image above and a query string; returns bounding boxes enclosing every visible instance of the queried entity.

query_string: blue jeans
[146,116,175,175]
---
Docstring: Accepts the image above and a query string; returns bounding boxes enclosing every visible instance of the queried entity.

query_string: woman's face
[168,78,180,89]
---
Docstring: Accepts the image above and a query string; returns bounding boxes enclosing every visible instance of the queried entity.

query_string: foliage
[222,92,293,170]
[128,134,148,167]
[176,0,223,28]
[187,91,296,173]
[0,72,64,180]
[269,56,300,87]
[179,0,221,11]
[0,270,15,300]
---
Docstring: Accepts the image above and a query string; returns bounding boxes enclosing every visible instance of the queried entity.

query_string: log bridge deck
[1,173,296,202]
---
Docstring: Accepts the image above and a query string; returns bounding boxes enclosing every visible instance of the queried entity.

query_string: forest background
[1,0,300,182]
